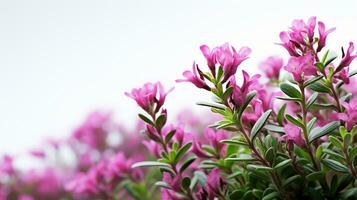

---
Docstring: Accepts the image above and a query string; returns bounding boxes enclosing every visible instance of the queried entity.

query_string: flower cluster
[1,17,357,200]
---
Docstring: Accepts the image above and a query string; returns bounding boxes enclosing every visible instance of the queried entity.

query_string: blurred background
[1,0,356,154]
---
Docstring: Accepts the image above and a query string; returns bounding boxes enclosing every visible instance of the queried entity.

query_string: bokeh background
[1,0,356,155]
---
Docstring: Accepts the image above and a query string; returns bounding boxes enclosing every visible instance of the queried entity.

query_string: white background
[1,0,356,154]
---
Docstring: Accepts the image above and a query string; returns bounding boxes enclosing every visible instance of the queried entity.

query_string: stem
[329,82,342,112]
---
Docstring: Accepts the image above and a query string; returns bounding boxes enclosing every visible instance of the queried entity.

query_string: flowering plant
[1,17,357,200]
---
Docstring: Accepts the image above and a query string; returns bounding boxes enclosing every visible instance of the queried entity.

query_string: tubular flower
[280,123,305,147]
[176,62,210,90]
[126,82,173,112]
[284,53,316,83]
[215,43,251,82]
[316,21,336,52]
[336,42,357,73]
[338,98,357,131]
[200,45,217,76]
[259,56,284,80]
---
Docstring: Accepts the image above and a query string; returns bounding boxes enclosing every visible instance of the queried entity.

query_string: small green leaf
[329,136,343,149]
[304,76,324,87]
[262,192,279,200]
[197,102,225,110]
[323,149,345,160]
[307,82,330,93]
[165,130,176,144]
[283,175,301,187]
[276,96,301,102]
[250,110,272,141]
[220,139,249,147]
[307,117,317,132]
[155,114,167,130]
[180,157,196,173]
[306,92,318,109]
[138,114,154,125]
[155,181,172,189]
[321,159,349,173]
[264,124,285,133]
[277,103,287,126]
[308,121,340,143]
[306,171,324,181]
[238,91,256,117]
[280,83,302,98]
[181,177,191,190]
[274,159,292,170]
[132,161,171,168]
[175,142,192,162]
[247,164,273,172]
[226,154,257,162]
[285,114,304,128]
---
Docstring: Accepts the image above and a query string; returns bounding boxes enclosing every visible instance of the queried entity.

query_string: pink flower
[215,43,251,82]
[200,45,217,76]
[204,128,227,157]
[316,21,335,52]
[338,98,357,130]
[205,168,222,200]
[336,42,357,73]
[0,155,14,176]
[280,123,305,147]
[230,71,261,107]
[176,62,210,90]
[284,53,316,83]
[259,56,284,79]
[191,137,210,158]
[126,82,173,112]
[18,195,34,200]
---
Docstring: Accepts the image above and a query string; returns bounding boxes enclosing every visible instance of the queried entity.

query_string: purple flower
[280,123,305,147]
[284,53,316,83]
[18,195,34,200]
[200,45,217,76]
[316,21,335,52]
[215,43,251,82]
[176,62,210,90]
[230,71,261,107]
[336,42,357,73]
[0,155,14,176]
[204,128,228,157]
[205,168,222,200]
[126,82,173,112]
[338,98,357,131]
[259,56,284,79]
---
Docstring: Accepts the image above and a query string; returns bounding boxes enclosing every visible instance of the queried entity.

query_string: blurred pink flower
[259,56,284,79]
[284,53,316,83]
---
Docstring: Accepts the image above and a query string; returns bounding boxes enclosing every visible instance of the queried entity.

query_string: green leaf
[283,175,301,187]
[324,56,337,67]
[280,83,302,98]
[277,103,287,126]
[155,181,172,189]
[262,192,279,200]
[276,96,301,102]
[229,190,245,200]
[196,102,225,110]
[132,161,171,168]
[306,171,324,181]
[307,117,317,132]
[285,114,304,128]
[307,82,330,93]
[175,142,192,162]
[323,149,345,160]
[308,121,340,143]
[349,146,357,160]
[321,159,349,173]
[247,164,273,172]
[264,124,284,133]
[250,110,272,141]
[238,91,256,117]
[138,114,154,125]
[274,159,292,170]
[165,130,176,144]
[329,136,343,149]
[306,92,318,109]
[349,69,357,77]
[180,157,196,173]
[181,177,191,190]
[190,171,206,189]
[304,76,324,87]
[155,114,167,130]
[226,154,257,162]
[220,139,249,147]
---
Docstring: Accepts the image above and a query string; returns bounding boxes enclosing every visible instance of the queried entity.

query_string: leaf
[308,121,340,143]
[180,157,196,173]
[307,82,330,93]
[323,149,345,160]
[277,103,287,126]
[225,154,257,162]
[285,114,304,128]
[250,110,272,141]
[274,159,292,170]
[276,96,301,102]
[307,117,317,132]
[175,142,192,162]
[329,136,343,149]
[196,102,225,110]
[190,171,206,189]
[264,124,285,133]
[138,114,154,125]
[304,76,324,87]
[220,139,249,147]
[324,56,337,67]
[238,91,256,117]
[181,177,191,190]
[349,69,357,77]
[165,130,176,144]
[262,192,279,200]
[283,175,301,187]
[132,161,171,168]
[155,114,167,130]
[306,171,324,181]
[247,164,273,172]
[306,92,318,109]
[155,181,172,189]
[280,83,302,98]
[321,159,349,173]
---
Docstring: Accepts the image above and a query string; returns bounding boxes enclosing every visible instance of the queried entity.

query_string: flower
[230,70,261,107]
[259,56,284,79]
[176,62,210,90]
[215,43,251,82]
[204,128,227,157]
[316,21,335,52]
[338,98,357,131]
[126,82,173,112]
[336,42,357,73]
[280,123,305,147]
[200,45,217,76]
[205,168,222,200]
[284,53,316,83]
